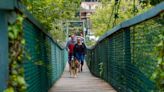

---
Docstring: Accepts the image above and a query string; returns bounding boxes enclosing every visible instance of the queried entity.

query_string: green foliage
[4,15,27,92]
[22,0,81,43]
[99,62,104,77]
[85,40,96,46]
[90,0,152,36]
[140,0,164,5]
[151,32,164,91]
[130,13,164,91]
[34,60,44,66]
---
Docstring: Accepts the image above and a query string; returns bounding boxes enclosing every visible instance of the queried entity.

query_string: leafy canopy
[22,0,81,43]
[90,0,152,36]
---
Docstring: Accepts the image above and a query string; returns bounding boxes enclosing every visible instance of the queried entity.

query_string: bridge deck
[49,63,116,92]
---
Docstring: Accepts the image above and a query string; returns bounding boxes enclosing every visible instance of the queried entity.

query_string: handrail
[0,0,15,10]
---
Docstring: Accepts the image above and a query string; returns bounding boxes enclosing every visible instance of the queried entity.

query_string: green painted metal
[0,0,67,91]
[1,0,163,92]
[0,0,14,10]
[23,19,67,92]
[0,11,8,92]
[23,19,45,92]
[86,4,164,92]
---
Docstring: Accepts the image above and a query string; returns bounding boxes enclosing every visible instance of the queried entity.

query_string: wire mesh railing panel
[130,14,164,78]
[45,37,54,87]
[50,40,58,83]
[128,12,164,92]
[86,4,163,92]
[23,19,43,92]
[23,19,67,92]
[1,1,67,91]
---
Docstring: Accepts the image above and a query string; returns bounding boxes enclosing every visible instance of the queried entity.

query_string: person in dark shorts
[73,37,86,72]
[66,35,76,71]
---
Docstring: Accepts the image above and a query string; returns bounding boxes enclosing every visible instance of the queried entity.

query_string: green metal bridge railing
[86,2,164,92]
[0,0,67,91]
[23,19,67,92]
[0,0,163,92]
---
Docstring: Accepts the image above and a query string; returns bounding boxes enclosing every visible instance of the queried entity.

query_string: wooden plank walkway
[49,63,116,92]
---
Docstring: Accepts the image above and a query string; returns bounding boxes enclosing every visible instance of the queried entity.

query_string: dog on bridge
[70,56,79,78]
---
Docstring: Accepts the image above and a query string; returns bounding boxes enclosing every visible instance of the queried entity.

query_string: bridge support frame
[0,10,9,91]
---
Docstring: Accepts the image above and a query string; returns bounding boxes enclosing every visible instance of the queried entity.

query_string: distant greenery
[90,0,152,36]
[100,0,163,5]
[150,13,164,91]
[152,33,164,91]
[139,0,164,5]
[85,39,97,46]
[22,0,81,43]
[130,13,163,91]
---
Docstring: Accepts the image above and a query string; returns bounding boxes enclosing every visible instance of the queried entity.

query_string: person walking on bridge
[73,37,86,72]
[66,35,76,71]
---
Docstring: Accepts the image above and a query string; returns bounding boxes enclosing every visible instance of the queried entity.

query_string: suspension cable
[106,0,118,30]
[112,0,121,27]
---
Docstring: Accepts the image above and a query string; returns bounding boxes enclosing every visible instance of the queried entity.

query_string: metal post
[0,10,8,91]
[66,21,69,42]
[124,28,131,92]
[82,20,85,42]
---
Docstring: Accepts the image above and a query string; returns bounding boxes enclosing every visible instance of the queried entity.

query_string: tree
[139,0,164,5]
[22,0,81,43]
[90,0,152,36]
